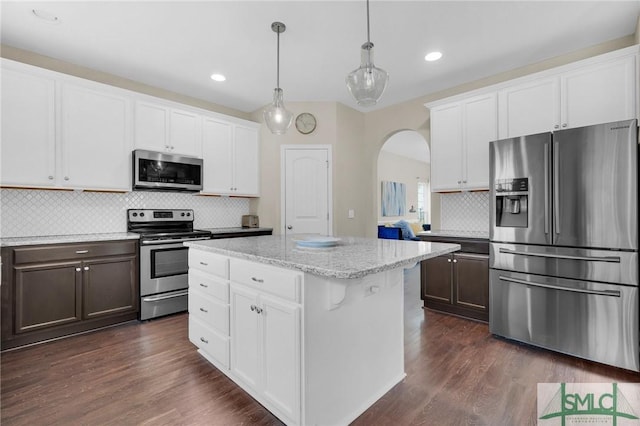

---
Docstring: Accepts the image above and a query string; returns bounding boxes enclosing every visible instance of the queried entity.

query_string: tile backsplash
[440,191,489,232]
[0,189,249,238]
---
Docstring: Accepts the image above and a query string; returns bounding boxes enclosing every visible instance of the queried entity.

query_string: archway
[377,130,430,231]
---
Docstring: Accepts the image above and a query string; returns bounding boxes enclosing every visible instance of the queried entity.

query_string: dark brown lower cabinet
[2,240,139,350]
[420,237,489,322]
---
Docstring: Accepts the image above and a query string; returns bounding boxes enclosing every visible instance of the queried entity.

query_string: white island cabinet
[186,235,459,426]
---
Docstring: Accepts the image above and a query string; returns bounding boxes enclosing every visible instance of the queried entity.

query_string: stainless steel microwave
[132,149,203,192]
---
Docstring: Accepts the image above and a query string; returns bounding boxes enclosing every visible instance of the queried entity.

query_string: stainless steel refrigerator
[489,119,639,371]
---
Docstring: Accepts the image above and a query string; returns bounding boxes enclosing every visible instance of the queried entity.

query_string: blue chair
[378,225,403,240]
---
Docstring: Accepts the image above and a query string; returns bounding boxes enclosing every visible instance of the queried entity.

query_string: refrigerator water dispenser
[495,178,528,228]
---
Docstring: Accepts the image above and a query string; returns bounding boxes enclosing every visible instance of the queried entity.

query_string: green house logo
[539,383,639,425]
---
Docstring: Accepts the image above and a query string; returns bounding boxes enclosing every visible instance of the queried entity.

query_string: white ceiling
[2,1,639,114]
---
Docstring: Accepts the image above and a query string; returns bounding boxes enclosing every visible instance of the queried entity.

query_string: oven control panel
[128,209,194,222]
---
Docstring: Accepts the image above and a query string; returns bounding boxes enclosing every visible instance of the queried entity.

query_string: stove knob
[181,212,185,217]
[140,212,145,217]
[132,212,138,217]
[187,212,191,217]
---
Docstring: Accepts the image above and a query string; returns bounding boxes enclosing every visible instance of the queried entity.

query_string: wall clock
[295,112,317,135]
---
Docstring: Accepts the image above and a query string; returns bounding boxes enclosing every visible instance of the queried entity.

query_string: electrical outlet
[348,209,355,219]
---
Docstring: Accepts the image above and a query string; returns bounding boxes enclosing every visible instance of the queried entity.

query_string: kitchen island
[185,235,459,426]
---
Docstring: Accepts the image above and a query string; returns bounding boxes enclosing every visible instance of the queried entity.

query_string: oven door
[140,241,190,296]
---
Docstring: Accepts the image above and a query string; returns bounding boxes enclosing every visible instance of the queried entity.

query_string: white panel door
[561,55,637,129]
[60,82,131,190]
[1,66,56,187]
[463,93,497,190]
[230,284,261,390]
[233,125,260,196]
[430,103,463,191]
[261,294,300,423]
[283,148,330,236]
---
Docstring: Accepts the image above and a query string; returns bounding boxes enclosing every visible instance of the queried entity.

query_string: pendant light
[263,21,293,135]
[346,0,389,107]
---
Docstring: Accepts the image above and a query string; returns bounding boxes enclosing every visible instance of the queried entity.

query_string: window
[417,181,430,224]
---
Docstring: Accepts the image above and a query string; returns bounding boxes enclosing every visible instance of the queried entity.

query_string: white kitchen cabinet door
[230,284,261,390]
[1,65,56,187]
[134,101,201,157]
[463,93,497,190]
[134,101,169,152]
[561,55,637,130]
[261,294,300,423]
[202,118,233,193]
[60,82,132,191]
[232,125,260,196]
[169,108,201,157]
[498,77,560,138]
[430,103,463,191]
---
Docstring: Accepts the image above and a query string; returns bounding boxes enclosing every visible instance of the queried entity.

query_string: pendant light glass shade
[264,22,293,135]
[264,88,293,135]
[346,42,389,107]
[346,0,388,107]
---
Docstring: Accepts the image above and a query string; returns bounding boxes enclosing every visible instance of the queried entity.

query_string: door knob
[287,225,293,230]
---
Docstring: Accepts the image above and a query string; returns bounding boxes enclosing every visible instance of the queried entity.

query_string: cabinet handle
[75,250,89,254]
[447,258,452,263]
[199,283,208,288]
[256,307,263,314]
[562,123,567,128]
[64,176,70,181]
[554,124,559,129]
[369,286,380,294]
[251,277,264,283]
[48,175,54,180]
[200,337,209,344]
[457,180,461,184]
[199,307,208,313]
[250,305,256,311]
[75,267,81,272]
[84,266,89,271]
[453,259,457,263]
[462,180,467,184]
[199,261,208,266]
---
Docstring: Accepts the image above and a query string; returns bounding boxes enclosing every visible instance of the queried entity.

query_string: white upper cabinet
[498,50,637,138]
[202,118,260,197]
[430,93,497,192]
[1,64,56,188]
[134,100,201,157]
[60,81,132,191]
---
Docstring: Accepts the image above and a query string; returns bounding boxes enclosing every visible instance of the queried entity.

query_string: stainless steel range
[128,209,211,320]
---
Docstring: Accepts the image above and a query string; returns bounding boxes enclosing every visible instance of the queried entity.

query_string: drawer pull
[200,337,209,344]
[199,283,208,288]
[250,305,256,311]
[251,277,264,283]
[83,266,89,271]
[256,307,263,314]
[199,307,208,313]
[199,261,208,266]
[75,250,89,254]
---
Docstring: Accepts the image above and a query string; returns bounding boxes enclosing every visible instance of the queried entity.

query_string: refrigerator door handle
[498,275,621,297]
[553,141,560,235]
[498,248,621,263]
[544,141,550,235]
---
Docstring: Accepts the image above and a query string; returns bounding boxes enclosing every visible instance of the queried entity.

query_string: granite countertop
[0,232,140,247]
[186,235,460,279]
[417,230,489,240]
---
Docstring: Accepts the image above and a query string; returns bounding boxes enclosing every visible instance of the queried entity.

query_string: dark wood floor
[2,266,639,425]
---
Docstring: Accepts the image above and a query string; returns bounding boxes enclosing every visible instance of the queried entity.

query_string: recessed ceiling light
[31,9,60,24]
[210,73,226,82]
[425,51,443,62]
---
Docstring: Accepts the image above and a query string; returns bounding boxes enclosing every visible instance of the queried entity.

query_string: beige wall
[0,44,251,120]
[377,152,429,224]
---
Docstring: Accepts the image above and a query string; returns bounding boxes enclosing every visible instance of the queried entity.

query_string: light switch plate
[348,209,355,219]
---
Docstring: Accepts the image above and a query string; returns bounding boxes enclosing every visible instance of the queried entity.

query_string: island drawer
[229,258,301,302]
[189,316,230,370]
[189,289,229,335]
[189,250,228,279]
[189,269,229,303]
